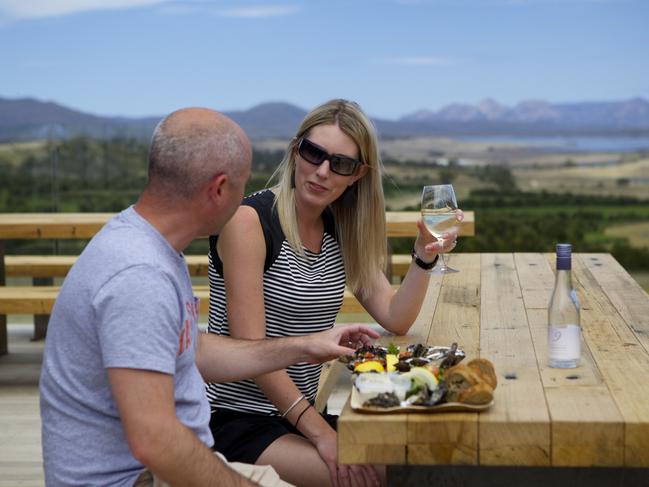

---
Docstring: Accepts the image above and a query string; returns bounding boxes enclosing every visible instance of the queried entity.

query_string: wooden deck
[0,321,356,486]
[0,323,43,486]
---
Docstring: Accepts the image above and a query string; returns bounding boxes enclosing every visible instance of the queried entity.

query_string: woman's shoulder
[243,188,275,209]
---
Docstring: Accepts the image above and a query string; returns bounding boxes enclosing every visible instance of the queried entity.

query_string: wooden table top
[337,252,649,468]
[0,211,474,239]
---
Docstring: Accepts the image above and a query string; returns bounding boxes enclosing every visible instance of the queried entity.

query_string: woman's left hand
[413,209,464,262]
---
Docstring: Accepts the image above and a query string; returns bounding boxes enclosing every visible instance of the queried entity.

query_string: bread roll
[443,358,497,404]
[458,382,494,405]
[467,358,497,389]
[443,363,482,402]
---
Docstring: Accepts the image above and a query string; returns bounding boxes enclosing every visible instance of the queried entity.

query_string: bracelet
[280,394,305,418]
[411,248,439,270]
[293,403,311,429]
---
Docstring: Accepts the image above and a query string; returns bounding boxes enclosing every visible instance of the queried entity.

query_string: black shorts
[210,407,338,464]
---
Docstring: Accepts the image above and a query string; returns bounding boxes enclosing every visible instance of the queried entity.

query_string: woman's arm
[216,206,375,486]
[215,205,339,426]
[358,211,463,335]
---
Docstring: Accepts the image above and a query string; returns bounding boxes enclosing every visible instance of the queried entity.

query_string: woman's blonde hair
[270,99,387,298]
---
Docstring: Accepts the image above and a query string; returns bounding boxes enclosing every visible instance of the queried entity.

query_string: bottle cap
[556,243,572,270]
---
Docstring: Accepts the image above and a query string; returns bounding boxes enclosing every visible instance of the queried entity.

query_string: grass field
[514,156,649,199]
[605,221,649,248]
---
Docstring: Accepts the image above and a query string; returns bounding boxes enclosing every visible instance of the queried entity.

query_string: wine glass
[421,184,460,274]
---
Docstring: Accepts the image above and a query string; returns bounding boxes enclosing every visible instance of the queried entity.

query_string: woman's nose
[315,159,331,177]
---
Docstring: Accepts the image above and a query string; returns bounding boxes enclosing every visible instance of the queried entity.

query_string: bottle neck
[555,268,573,290]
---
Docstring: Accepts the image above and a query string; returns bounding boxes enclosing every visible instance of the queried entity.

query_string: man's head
[144,107,252,235]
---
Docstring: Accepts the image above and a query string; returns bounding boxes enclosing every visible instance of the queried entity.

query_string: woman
[205,99,461,487]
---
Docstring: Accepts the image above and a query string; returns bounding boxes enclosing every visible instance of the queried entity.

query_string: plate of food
[339,343,497,413]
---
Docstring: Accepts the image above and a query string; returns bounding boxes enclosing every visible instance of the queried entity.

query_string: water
[454,135,649,153]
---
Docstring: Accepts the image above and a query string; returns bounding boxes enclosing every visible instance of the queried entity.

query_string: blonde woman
[205,99,461,487]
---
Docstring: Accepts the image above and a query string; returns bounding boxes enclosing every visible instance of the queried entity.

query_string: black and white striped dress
[205,189,346,415]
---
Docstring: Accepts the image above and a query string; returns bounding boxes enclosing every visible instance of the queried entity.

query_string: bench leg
[0,315,6,356]
[32,277,52,341]
[0,241,6,355]
[33,315,48,341]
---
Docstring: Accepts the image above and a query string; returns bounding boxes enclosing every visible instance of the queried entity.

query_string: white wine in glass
[421,184,459,274]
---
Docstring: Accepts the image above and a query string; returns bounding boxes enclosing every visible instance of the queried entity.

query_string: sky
[0,0,648,120]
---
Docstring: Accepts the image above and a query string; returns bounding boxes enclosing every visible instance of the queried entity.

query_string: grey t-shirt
[39,206,212,486]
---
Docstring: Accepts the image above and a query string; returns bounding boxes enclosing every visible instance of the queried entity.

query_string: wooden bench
[0,285,368,316]
[0,211,475,354]
[5,254,415,279]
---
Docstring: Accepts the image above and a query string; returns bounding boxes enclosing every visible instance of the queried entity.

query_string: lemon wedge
[386,354,398,372]
[402,366,438,391]
[354,360,385,373]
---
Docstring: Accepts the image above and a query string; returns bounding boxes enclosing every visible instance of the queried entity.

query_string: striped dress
[205,189,346,415]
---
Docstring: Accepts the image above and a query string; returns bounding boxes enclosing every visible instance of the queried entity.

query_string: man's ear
[207,174,228,204]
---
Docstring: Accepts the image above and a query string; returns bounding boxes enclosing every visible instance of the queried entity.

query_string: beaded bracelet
[294,403,311,429]
[280,394,305,419]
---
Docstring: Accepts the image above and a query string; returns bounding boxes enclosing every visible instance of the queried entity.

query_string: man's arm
[108,368,254,487]
[195,324,379,383]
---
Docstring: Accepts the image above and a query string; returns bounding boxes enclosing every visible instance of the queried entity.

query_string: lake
[454,135,649,153]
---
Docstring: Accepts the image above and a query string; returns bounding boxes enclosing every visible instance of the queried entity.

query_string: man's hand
[303,324,380,364]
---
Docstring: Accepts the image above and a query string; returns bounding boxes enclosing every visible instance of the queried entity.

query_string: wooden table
[337,253,649,486]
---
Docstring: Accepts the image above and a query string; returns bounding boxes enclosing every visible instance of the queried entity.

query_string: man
[39,107,378,487]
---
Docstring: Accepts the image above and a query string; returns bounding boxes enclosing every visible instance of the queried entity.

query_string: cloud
[0,0,168,19]
[380,56,457,66]
[216,5,300,18]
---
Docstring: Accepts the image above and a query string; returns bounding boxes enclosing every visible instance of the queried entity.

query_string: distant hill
[0,97,159,141]
[401,98,649,130]
[1,96,648,142]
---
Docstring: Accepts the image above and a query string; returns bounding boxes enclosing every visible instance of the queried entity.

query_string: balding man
[39,108,378,487]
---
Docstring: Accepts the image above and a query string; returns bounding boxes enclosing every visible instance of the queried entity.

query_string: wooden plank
[515,253,624,467]
[315,359,345,413]
[390,254,411,278]
[0,240,5,355]
[4,256,77,278]
[0,211,475,240]
[580,253,649,355]
[4,254,414,279]
[386,211,474,237]
[337,401,408,465]
[0,287,60,314]
[408,253,482,465]
[426,253,481,358]
[479,253,550,466]
[405,268,443,342]
[572,254,649,467]
[0,285,366,317]
[0,213,114,239]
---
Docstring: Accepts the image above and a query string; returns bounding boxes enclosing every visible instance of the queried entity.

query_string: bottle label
[548,324,581,361]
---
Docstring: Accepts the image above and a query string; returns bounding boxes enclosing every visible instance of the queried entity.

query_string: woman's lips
[307,181,328,193]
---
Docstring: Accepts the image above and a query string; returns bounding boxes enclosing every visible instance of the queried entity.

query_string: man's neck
[133,196,199,254]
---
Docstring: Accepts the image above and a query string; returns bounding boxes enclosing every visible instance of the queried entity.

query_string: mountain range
[1,96,648,142]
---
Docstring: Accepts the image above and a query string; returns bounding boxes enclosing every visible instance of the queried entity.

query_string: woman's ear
[351,164,369,184]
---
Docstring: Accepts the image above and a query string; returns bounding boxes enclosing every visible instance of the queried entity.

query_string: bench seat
[0,285,368,316]
[5,254,414,279]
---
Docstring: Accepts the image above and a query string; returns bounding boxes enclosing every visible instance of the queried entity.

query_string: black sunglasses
[297,138,364,176]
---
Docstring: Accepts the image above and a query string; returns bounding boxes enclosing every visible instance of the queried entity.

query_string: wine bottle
[548,243,581,368]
